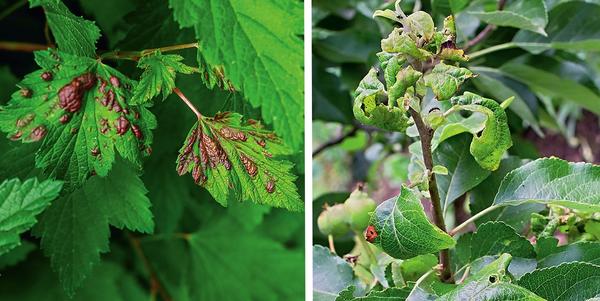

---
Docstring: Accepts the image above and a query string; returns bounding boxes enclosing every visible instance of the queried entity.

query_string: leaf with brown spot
[176,113,302,211]
[0,49,156,191]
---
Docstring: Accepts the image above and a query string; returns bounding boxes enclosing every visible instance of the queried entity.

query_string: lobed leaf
[368,186,455,259]
[30,0,101,57]
[494,157,600,212]
[0,178,62,255]
[176,112,302,211]
[131,51,195,104]
[33,160,153,296]
[0,50,156,190]
[169,0,304,150]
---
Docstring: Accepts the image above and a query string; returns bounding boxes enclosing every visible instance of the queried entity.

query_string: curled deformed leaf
[405,11,435,41]
[451,92,512,171]
[381,28,433,61]
[423,63,473,100]
[373,9,402,23]
[388,66,422,103]
[176,112,302,211]
[0,50,156,189]
[352,68,410,132]
[367,186,455,259]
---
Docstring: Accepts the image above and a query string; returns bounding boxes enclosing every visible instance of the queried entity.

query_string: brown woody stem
[409,107,453,282]
[127,233,172,301]
[0,41,48,52]
[173,87,202,120]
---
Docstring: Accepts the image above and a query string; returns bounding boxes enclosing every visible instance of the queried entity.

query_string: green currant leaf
[455,222,535,269]
[30,0,101,57]
[439,254,544,301]
[423,63,474,101]
[169,0,304,150]
[381,28,433,61]
[494,157,600,212]
[352,68,410,132]
[368,186,455,259]
[176,112,302,211]
[142,218,303,301]
[131,51,195,105]
[450,92,512,171]
[518,262,600,301]
[0,178,62,256]
[0,50,156,190]
[33,160,153,296]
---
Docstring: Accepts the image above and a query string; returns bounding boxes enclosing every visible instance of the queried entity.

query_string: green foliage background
[313,0,600,300]
[0,0,304,300]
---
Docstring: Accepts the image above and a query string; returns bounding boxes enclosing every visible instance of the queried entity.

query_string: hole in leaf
[488,275,497,283]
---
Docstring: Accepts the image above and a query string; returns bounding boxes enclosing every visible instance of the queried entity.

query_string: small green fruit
[318,204,350,236]
[344,188,376,231]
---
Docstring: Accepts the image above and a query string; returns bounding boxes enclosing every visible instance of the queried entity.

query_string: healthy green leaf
[314,245,354,301]
[455,222,535,269]
[451,92,512,171]
[500,63,600,116]
[30,0,101,57]
[34,160,153,296]
[353,68,410,132]
[143,218,304,301]
[469,0,548,35]
[518,262,600,301]
[439,254,544,301]
[131,51,195,104]
[0,50,156,190]
[538,241,600,268]
[176,112,302,211]
[514,1,600,53]
[169,0,304,149]
[434,134,491,211]
[336,286,411,301]
[424,63,473,101]
[494,157,600,212]
[368,186,455,259]
[0,178,62,255]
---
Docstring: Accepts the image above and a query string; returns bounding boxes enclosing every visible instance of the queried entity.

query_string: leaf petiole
[173,87,203,119]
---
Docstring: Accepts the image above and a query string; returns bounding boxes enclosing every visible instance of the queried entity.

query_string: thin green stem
[468,42,518,60]
[99,42,199,61]
[328,235,336,254]
[0,0,27,22]
[449,205,500,236]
